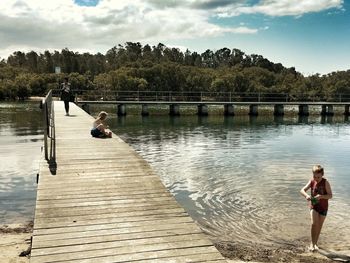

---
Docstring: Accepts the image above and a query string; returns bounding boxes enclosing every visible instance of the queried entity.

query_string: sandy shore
[214,240,334,263]
[0,222,343,263]
[0,223,32,263]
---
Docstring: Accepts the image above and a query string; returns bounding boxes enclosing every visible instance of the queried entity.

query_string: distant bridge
[53,90,350,116]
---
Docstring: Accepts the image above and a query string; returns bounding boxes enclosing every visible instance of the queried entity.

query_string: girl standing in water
[300,164,333,252]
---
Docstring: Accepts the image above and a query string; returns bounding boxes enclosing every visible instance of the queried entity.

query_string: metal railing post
[42,99,48,160]
[41,90,55,162]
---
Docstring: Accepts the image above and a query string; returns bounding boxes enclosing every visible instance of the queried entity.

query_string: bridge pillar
[81,103,90,114]
[273,105,284,116]
[169,104,180,116]
[321,105,334,116]
[344,105,350,116]
[321,115,333,124]
[298,105,309,116]
[224,104,234,116]
[141,104,149,116]
[298,115,309,124]
[117,104,126,116]
[197,104,208,116]
[249,105,258,116]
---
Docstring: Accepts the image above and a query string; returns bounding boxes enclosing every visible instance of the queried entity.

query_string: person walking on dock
[60,77,71,116]
[300,164,333,252]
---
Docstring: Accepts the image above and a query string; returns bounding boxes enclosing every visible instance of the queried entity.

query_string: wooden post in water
[141,104,149,116]
[321,105,334,116]
[117,104,126,116]
[298,105,309,116]
[328,105,334,116]
[197,104,208,116]
[249,105,258,116]
[169,104,180,116]
[344,105,350,116]
[273,105,284,116]
[224,104,234,116]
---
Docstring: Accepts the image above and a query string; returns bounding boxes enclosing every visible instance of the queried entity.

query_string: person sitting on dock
[91,111,112,138]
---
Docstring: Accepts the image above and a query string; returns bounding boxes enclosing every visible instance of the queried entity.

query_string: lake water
[0,102,43,224]
[1,102,349,253]
[107,111,350,252]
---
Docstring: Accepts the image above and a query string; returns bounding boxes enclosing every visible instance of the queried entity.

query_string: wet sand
[214,240,335,263]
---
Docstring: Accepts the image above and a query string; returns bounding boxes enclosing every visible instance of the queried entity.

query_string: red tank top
[310,178,328,212]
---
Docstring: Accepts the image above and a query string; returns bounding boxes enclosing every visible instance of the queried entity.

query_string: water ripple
[113,115,350,250]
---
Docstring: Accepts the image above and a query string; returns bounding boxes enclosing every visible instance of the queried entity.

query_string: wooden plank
[37,175,160,186]
[31,233,209,256]
[36,192,172,204]
[36,184,168,195]
[32,226,204,248]
[37,189,169,200]
[31,247,223,263]
[34,205,185,222]
[34,203,184,219]
[131,257,227,263]
[34,211,187,230]
[30,239,213,262]
[30,101,225,263]
[34,216,193,235]
[37,181,166,191]
[33,223,204,243]
[34,208,187,228]
[35,196,175,209]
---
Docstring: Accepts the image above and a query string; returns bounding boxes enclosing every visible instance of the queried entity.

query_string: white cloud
[0,0,257,59]
[0,0,343,62]
[217,0,344,17]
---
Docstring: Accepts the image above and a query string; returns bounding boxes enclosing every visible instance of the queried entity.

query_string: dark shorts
[91,128,104,138]
[311,208,328,216]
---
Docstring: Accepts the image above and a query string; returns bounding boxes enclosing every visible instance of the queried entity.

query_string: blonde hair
[98,111,108,120]
[312,164,324,174]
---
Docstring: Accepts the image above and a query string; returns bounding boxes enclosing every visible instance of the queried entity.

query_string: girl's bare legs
[315,214,326,249]
[97,124,112,138]
[96,124,105,132]
[310,210,326,251]
[106,130,112,138]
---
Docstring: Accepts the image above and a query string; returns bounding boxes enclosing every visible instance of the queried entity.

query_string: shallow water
[107,113,350,251]
[0,102,43,224]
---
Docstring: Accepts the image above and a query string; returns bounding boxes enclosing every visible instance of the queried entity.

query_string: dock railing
[41,90,56,162]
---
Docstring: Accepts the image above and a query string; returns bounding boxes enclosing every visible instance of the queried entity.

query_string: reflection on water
[108,113,350,251]
[0,102,43,224]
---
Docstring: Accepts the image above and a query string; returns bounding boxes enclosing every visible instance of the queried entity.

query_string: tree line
[0,42,350,100]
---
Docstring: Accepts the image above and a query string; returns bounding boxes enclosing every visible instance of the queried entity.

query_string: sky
[0,0,349,75]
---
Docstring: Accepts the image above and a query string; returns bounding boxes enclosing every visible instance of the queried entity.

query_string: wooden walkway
[31,101,226,263]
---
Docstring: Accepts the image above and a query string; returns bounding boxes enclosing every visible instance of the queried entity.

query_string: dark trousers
[64,100,69,114]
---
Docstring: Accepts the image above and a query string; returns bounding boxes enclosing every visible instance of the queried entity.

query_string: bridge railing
[41,90,56,162]
[52,89,350,103]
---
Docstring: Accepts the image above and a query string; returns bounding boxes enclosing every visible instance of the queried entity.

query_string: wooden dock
[31,101,226,263]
